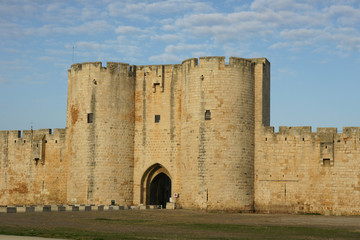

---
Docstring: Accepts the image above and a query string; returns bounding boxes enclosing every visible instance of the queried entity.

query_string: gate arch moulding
[140,163,172,208]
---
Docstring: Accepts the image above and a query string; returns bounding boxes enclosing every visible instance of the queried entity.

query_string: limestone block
[166,202,175,209]
[0,207,7,213]
[65,205,73,211]
[149,205,161,209]
[109,205,120,211]
[16,206,26,213]
[35,206,43,212]
[51,205,59,212]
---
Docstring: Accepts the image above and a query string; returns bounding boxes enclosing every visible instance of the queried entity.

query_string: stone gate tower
[63,57,270,211]
[4,56,360,215]
[178,57,270,210]
[66,62,135,205]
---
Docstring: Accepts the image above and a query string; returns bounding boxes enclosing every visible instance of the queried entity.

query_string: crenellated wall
[0,129,66,205]
[255,126,360,215]
[2,56,360,214]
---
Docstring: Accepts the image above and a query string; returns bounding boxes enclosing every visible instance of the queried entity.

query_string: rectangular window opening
[155,115,160,123]
[323,158,331,166]
[205,110,211,120]
[87,113,93,123]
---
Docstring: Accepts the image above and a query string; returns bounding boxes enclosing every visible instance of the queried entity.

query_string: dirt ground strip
[0,209,360,239]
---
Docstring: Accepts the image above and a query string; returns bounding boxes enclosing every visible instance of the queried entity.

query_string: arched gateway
[140,164,171,208]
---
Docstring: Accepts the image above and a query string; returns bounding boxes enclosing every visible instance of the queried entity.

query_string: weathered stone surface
[1,57,359,215]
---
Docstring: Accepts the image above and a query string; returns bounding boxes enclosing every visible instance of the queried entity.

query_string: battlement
[67,57,270,79]
[181,56,264,72]
[0,128,66,143]
[3,55,360,214]
[68,62,134,75]
[69,62,103,72]
[263,126,360,141]
[249,57,270,65]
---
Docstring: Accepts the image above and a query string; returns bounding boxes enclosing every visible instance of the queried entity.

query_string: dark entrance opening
[149,173,171,208]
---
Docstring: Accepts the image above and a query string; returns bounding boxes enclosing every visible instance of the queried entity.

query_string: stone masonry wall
[255,126,360,215]
[0,129,66,205]
[133,64,182,206]
[66,62,135,205]
[3,56,360,215]
[179,57,256,211]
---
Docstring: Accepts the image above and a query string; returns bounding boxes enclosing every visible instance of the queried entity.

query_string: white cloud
[222,43,250,58]
[331,27,360,51]
[76,41,112,51]
[167,8,324,43]
[73,38,142,62]
[165,43,206,54]
[108,0,214,19]
[280,28,323,40]
[150,33,182,42]
[157,1,360,56]
[34,20,113,36]
[38,56,57,62]
[0,21,30,38]
[326,4,360,25]
[149,53,182,63]
[149,42,215,63]
[115,26,142,34]
[250,0,312,11]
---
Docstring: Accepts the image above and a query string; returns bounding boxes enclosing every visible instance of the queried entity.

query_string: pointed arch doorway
[141,164,171,208]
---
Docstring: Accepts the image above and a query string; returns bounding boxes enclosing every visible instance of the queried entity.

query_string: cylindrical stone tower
[179,57,255,211]
[65,62,135,205]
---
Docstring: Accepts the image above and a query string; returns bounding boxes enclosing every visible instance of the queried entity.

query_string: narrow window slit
[87,113,93,123]
[205,110,211,120]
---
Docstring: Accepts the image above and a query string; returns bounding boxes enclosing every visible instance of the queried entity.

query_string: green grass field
[1,210,360,239]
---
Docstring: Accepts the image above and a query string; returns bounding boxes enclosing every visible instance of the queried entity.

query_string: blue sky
[0,0,359,131]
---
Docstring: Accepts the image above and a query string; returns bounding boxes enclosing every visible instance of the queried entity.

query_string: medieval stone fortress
[1,56,359,215]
